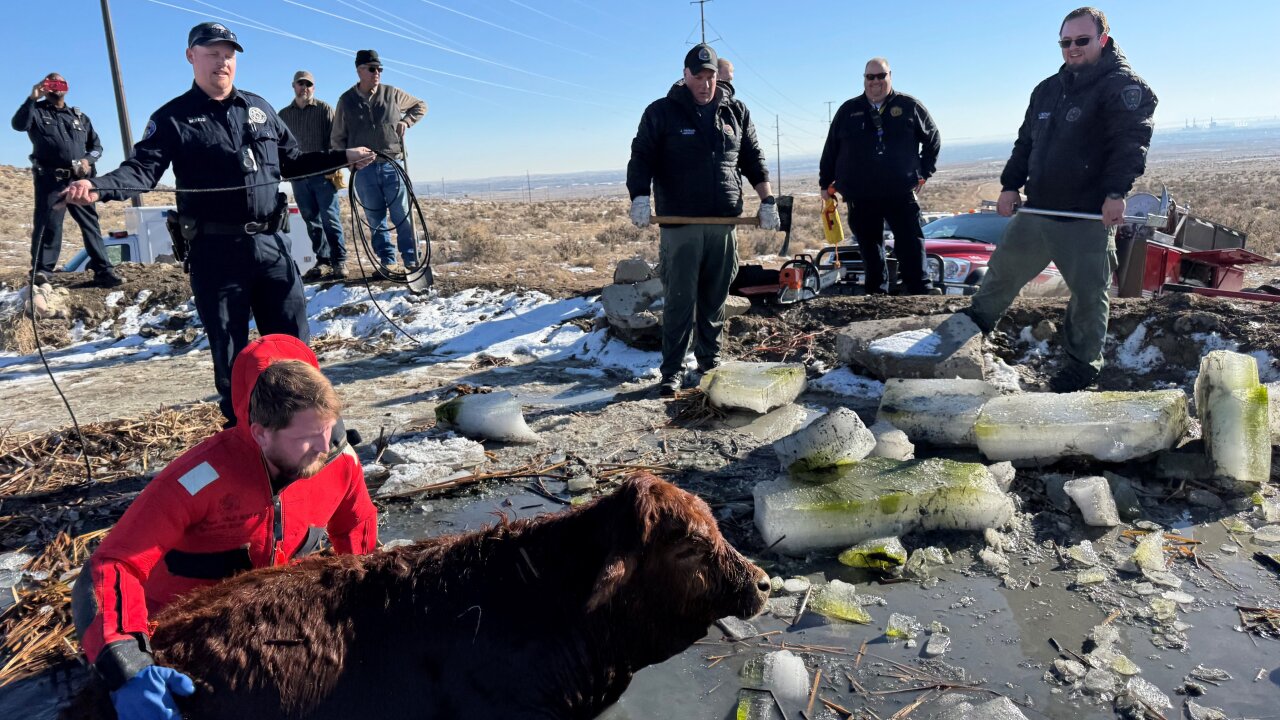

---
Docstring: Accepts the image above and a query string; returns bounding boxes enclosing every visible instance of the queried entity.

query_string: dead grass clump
[595,222,652,248]
[551,234,592,262]
[0,312,71,354]
[450,223,510,262]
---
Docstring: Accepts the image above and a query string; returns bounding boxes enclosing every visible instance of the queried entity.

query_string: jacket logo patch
[178,461,219,496]
[247,106,268,125]
[1037,112,1051,121]
[143,119,157,139]
[889,106,903,118]
[680,128,696,136]
[186,117,208,124]
[852,111,865,117]
[1065,107,1082,122]
[1121,84,1143,111]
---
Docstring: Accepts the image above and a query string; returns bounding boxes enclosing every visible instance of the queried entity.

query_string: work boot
[31,270,51,286]
[658,374,681,398]
[1048,362,1100,394]
[93,268,125,288]
[302,264,330,283]
[331,263,349,280]
[696,357,721,374]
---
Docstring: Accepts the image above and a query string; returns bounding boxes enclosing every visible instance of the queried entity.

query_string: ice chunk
[923,633,950,657]
[1117,677,1171,712]
[808,579,873,624]
[1186,702,1228,720]
[373,435,488,498]
[1252,525,1280,546]
[434,391,539,443]
[1125,531,1167,574]
[877,379,1000,446]
[987,461,1016,492]
[1076,568,1108,585]
[781,577,810,594]
[699,361,806,414]
[863,314,985,380]
[716,616,758,641]
[1111,655,1141,676]
[975,390,1189,463]
[1195,351,1271,491]
[1063,476,1121,527]
[1082,669,1116,695]
[773,407,875,472]
[868,419,914,460]
[979,548,1010,575]
[1054,659,1086,682]
[1149,598,1177,623]
[837,536,907,571]
[935,697,1028,720]
[1065,540,1100,567]
[1103,472,1144,521]
[904,546,952,580]
[754,458,1015,553]
[740,650,809,703]
[1268,381,1280,445]
[884,612,920,639]
[733,689,778,720]
[0,551,34,573]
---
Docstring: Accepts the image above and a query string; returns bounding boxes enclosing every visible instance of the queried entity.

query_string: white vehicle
[62,205,317,274]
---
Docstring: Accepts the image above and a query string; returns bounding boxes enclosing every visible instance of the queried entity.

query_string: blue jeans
[353,161,416,265]
[292,175,345,266]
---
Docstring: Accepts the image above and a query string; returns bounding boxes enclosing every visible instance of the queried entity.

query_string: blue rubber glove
[110,665,195,720]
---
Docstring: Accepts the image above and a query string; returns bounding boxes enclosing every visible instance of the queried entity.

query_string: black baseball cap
[684,44,718,74]
[187,22,243,52]
[355,49,382,68]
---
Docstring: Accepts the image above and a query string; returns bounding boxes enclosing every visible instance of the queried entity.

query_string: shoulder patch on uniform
[143,119,157,140]
[1065,107,1082,122]
[177,461,219,496]
[889,106,903,117]
[247,106,268,124]
[1121,84,1143,111]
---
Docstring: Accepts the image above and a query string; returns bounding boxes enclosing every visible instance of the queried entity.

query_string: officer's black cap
[188,22,244,52]
[684,44,718,75]
[355,49,381,68]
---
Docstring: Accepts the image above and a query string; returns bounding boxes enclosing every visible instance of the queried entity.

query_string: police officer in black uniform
[12,73,121,287]
[62,22,373,424]
[819,57,941,295]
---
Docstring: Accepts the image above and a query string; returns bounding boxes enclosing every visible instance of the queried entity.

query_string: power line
[690,0,712,44]
[342,0,485,57]
[414,0,592,58]
[706,20,823,123]
[505,0,609,41]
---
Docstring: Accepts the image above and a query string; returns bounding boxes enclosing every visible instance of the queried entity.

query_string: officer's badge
[698,47,711,62]
[247,106,268,125]
[211,23,228,34]
[1065,107,1082,122]
[890,106,903,117]
[143,119,157,140]
[1121,84,1143,111]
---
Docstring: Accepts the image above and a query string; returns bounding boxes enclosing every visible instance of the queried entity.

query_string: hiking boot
[658,374,681,398]
[331,263,349,280]
[31,270,51,286]
[1048,362,1100,394]
[93,269,125,288]
[696,357,721,374]
[302,264,330,283]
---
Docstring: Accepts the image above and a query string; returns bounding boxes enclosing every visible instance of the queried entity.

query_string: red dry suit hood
[230,334,323,439]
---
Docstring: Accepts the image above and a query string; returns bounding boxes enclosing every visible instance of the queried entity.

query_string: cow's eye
[677,536,712,559]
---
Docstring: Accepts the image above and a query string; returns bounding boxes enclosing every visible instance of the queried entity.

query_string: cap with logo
[293,70,315,84]
[355,50,382,68]
[187,22,244,53]
[684,44,718,75]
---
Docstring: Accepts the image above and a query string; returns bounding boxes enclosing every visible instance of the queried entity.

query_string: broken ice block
[1065,540,1100,567]
[987,461,1016,492]
[884,612,920,639]
[808,579,873,624]
[868,419,914,460]
[733,689,778,720]
[923,633,951,657]
[975,390,1189,463]
[781,577,810,594]
[877,379,1001,447]
[773,407,875,472]
[1063,476,1121,527]
[1117,677,1171,712]
[837,536,907,571]
[754,458,1015,553]
[373,435,488,497]
[699,361,806,414]
[740,650,809,703]
[1125,531,1167,574]
[935,697,1029,720]
[1076,568,1108,585]
[1196,351,1271,491]
[1252,525,1280,546]
[434,391,539,443]
[903,547,952,580]
[1149,598,1177,623]
[1268,381,1280,445]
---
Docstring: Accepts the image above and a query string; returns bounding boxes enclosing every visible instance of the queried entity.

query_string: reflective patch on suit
[1038,112,1051,121]
[1065,107,1082,122]
[852,111,865,117]
[247,106,268,125]
[143,119,156,140]
[680,128,696,136]
[1121,84,1143,111]
[178,461,219,496]
[889,106,903,117]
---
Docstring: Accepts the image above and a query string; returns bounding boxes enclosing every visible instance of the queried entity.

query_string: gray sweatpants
[968,213,1117,371]
[658,224,739,379]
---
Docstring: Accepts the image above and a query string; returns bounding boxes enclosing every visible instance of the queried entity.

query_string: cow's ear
[586,554,635,611]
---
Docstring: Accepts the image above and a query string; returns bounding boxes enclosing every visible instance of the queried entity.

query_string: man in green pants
[627,43,777,397]
[965,6,1155,393]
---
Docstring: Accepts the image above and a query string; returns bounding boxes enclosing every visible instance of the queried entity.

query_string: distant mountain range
[414,120,1280,201]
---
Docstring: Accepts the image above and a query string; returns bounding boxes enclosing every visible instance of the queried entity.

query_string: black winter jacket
[819,90,940,200]
[1000,39,1157,213]
[626,83,768,219]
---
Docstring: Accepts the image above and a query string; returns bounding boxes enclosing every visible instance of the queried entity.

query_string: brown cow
[66,474,768,719]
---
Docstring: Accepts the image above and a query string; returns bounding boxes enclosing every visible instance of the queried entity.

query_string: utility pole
[826,101,835,125]
[774,115,782,195]
[526,170,532,203]
[99,0,141,207]
[690,0,712,44]
[441,176,446,197]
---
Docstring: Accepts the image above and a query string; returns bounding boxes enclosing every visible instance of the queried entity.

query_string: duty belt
[33,165,74,180]
[198,216,283,236]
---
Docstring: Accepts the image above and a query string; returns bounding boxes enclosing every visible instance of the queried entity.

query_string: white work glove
[629,196,651,228]
[758,201,781,231]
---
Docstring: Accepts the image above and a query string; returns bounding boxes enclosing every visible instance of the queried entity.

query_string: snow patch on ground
[1017,326,1050,362]
[1114,321,1165,373]
[869,328,941,358]
[808,367,885,399]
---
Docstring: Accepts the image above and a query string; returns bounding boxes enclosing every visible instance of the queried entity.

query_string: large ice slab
[699,361,806,414]
[836,314,985,380]
[1267,381,1280,445]
[974,390,1188,463]
[1195,351,1271,492]
[754,457,1015,553]
[772,407,875,472]
[374,435,487,498]
[877,379,1001,446]
[434,391,539,443]
[740,650,809,703]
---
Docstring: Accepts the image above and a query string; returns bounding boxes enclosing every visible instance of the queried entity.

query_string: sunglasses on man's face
[1058,36,1094,48]
[362,65,383,74]
[296,81,313,87]
[864,72,888,81]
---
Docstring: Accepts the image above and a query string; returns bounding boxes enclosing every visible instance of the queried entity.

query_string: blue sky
[5,1,1278,182]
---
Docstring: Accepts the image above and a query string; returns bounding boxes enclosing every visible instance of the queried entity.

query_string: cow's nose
[755,577,771,593]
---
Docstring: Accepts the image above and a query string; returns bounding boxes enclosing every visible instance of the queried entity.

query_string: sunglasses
[1058,36,1094,48]
[362,65,383,73]
[296,80,313,87]
[864,72,888,81]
